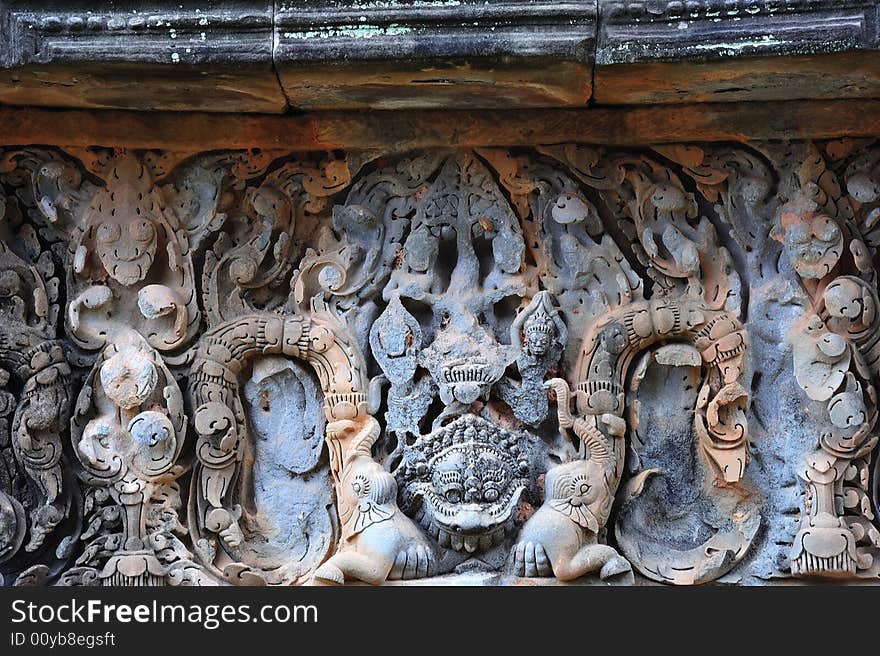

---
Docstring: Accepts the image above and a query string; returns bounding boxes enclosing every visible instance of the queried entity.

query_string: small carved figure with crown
[497,291,568,426]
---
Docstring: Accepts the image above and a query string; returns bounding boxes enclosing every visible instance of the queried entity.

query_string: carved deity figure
[496,291,568,426]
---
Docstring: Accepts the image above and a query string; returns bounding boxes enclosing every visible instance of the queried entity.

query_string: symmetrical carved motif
[2,139,880,586]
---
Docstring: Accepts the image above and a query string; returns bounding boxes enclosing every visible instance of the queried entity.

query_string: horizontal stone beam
[595,0,880,103]
[2,99,880,150]
[0,1,878,111]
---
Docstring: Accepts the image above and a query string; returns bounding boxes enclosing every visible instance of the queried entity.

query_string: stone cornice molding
[0,1,878,111]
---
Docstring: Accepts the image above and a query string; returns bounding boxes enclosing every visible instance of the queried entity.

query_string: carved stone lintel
[0,138,879,587]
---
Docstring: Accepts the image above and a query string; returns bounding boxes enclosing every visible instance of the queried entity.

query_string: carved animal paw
[206,507,243,548]
[599,555,632,581]
[219,521,243,548]
[511,541,553,577]
[313,562,345,585]
[389,543,433,580]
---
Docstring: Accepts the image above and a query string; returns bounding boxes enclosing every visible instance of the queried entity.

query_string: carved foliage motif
[1,139,879,585]
[0,163,73,585]
[773,142,880,578]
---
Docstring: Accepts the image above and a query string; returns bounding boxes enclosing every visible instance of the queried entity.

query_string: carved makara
[2,140,880,586]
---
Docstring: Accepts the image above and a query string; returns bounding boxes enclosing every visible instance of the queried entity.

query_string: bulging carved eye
[97,223,121,244]
[437,468,465,504]
[130,219,156,243]
[813,217,840,243]
[483,486,499,502]
[572,474,591,496]
[351,474,370,498]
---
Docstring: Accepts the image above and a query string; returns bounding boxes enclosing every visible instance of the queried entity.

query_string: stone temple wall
[1,2,880,587]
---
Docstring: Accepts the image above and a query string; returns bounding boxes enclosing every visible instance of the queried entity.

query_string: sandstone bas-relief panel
[0,140,879,585]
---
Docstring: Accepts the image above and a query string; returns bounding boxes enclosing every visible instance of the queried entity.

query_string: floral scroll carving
[0,171,74,585]
[767,141,880,579]
[1,138,880,586]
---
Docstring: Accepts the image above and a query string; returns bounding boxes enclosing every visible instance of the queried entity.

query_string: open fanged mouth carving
[399,414,531,553]
[440,361,495,385]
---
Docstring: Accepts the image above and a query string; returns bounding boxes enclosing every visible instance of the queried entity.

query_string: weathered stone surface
[235,358,337,584]
[274,0,596,109]
[2,1,880,111]
[3,101,880,152]
[0,0,596,111]
[0,1,286,112]
[2,1,880,592]
[595,0,880,104]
